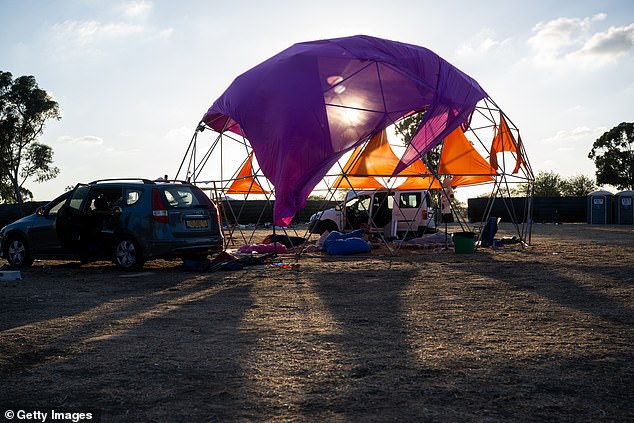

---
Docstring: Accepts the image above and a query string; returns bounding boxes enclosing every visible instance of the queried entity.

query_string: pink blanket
[238,242,288,254]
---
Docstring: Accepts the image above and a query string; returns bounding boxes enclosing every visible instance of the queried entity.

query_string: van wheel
[317,220,338,234]
[113,237,144,270]
[4,235,34,267]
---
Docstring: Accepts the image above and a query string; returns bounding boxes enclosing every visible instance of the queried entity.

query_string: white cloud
[542,126,607,144]
[526,13,634,70]
[119,0,153,19]
[457,29,512,57]
[569,23,634,67]
[49,4,172,57]
[57,135,104,146]
[52,20,145,47]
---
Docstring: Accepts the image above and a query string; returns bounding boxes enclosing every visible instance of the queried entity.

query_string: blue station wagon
[0,179,224,269]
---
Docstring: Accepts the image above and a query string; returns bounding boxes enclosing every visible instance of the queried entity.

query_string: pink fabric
[238,242,288,254]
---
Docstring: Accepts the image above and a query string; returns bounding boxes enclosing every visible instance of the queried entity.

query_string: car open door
[56,184,92,251]
[25,192,71,254]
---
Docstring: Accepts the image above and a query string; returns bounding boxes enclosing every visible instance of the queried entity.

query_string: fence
[219,200,338,225]
[0,202,48,228]
[0,200,337,228]
[467,196,587,223]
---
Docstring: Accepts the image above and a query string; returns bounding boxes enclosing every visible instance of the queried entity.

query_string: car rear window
[162,186,211,209]
[126,189,143,205]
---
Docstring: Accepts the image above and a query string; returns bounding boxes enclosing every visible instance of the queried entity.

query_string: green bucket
[453,231,475,254]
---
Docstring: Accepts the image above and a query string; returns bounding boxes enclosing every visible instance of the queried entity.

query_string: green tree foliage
[394,111,441,169]
[588,122,634,191]
[560,174,597,196]
[533,171,562,196]
[507,172,596,197]
[394,112,423,145]
[0,71,61,209]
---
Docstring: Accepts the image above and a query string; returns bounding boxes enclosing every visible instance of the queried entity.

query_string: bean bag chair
[326,237,371,255]
[322,229,365,252]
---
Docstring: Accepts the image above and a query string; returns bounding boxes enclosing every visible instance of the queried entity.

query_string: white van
[308,189,436,237]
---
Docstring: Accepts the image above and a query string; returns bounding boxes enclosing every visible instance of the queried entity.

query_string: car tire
[317,220,338,234]
[113,237,144,270]
[4,234,34,267]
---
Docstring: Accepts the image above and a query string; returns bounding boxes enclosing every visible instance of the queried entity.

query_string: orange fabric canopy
[489,114,525,174]
[438,125,497,186]
[396,175,442,190]
[227,152,268,194]
[333,129,441,189]
[334,175,384,189]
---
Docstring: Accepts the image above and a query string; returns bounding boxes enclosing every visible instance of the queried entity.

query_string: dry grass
[1,223,633,422]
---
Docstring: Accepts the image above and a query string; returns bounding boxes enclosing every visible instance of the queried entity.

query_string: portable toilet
[614,190,634,224]
[587,190,613,224]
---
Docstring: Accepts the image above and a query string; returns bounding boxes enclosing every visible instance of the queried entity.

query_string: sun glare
[343,107,362,125]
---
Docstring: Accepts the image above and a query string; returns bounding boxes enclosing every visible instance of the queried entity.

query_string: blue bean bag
[326,237,371,255]
[322,229,365,252]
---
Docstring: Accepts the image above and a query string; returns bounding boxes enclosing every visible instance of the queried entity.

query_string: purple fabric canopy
[203,35,487,226]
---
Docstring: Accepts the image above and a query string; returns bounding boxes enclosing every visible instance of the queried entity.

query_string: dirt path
[1,224,633,422]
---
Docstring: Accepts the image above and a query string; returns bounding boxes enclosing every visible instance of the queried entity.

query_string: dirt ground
[1,223,633,422]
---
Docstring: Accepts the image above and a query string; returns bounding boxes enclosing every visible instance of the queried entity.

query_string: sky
[1,0,633,201]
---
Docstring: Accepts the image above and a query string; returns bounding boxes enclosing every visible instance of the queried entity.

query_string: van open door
[393,190,429,235]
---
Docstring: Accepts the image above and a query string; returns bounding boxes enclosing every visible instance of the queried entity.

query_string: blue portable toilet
[614,190,634,224]
[587,190,613,224]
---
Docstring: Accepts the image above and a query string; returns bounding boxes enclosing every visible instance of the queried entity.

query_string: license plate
[185,219,208,229]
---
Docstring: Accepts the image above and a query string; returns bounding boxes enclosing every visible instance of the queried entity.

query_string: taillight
[152,188,169,223]
[421,210,428,219]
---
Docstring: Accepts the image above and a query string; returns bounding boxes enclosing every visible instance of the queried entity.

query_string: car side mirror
[36,207,45,216]
[335,204,341,211]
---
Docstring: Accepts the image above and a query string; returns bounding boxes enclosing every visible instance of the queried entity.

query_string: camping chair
[479,217,501,247]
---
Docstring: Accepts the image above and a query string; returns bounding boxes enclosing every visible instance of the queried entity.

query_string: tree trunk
[9,173,24,216]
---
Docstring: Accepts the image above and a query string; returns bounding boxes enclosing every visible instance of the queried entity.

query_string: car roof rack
[162,179,191,184]
[88,178,193,185]
[89,178,156,184]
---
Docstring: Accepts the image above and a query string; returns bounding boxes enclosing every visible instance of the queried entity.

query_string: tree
[533,171,562,196]
[0,71,61,210]
[512,172,596,197]
[560,174,596,196]
[588,122,634,191]
[394,111,441,169]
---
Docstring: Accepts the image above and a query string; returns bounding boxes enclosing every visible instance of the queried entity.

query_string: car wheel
[113,237,143,270]
[4,235,34,267]
[317,220,338,234]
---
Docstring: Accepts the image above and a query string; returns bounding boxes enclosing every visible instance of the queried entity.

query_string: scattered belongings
[476,217,520,248]
[266,262,301,269]
[262,234,307,248]
[0,264,21,281]
[238,242,288,254]
[483,236,520,247]
[0,270,21,281]
[395,232,454,249]
[183,251,275,272]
